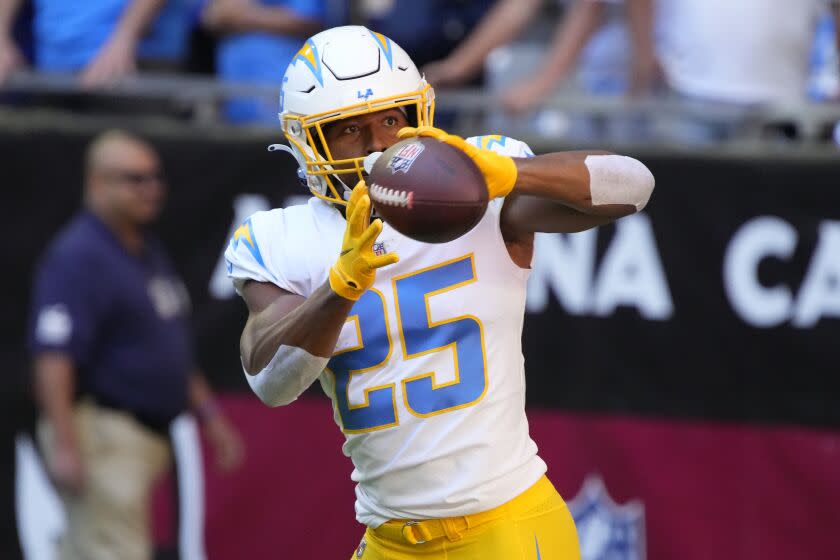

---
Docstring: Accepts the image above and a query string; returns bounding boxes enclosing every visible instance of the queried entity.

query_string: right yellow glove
[397,126,518,199]
[329,181,399,301]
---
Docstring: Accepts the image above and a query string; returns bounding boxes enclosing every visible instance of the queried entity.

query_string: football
[367,137,488,243]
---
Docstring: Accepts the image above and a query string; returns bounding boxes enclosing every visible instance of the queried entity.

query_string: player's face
[321,107,409,179]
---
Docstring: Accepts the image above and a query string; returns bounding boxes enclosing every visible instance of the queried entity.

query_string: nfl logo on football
[387,142,425,174]
[568,476,646,560]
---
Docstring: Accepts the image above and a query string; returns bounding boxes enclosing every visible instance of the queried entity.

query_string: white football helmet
[274,26,435,205]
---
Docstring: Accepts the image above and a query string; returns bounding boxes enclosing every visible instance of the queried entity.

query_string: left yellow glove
[330,181,399,301]
[397,126,518,199]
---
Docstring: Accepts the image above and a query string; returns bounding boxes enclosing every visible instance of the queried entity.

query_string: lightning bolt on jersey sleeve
[224,201,343,297]
[466,134,536,159]
[225,211,282,294]
[224,209,303,295]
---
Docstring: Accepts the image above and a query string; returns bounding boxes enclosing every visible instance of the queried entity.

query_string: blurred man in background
[28,130,243,560]
[201,0,326,123]
[0,0,193,87]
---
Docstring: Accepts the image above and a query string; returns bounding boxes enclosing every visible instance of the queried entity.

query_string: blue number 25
[327,255,487,433]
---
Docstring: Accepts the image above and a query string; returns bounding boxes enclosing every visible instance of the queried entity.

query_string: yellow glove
[397,126,518,199]
[329,181,399,301]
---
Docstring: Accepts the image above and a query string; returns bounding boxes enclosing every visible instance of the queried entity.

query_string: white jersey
[225,135,545,527]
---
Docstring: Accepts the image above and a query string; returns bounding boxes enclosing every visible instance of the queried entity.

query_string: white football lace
[369,183,413,208]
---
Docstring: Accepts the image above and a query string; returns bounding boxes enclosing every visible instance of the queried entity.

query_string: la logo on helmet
[357,88,374,100]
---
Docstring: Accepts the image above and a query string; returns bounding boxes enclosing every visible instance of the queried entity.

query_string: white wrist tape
[244,345,328,407]
[585,155,655,211]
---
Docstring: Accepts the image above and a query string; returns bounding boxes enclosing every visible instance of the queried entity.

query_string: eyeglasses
[102,169,166,187]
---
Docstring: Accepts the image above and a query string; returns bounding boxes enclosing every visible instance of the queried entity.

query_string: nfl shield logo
[568,476,646,560]
[387,142,425,174]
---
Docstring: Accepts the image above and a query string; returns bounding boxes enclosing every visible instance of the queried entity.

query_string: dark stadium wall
[3,126,840,558]
[5,127,839,427]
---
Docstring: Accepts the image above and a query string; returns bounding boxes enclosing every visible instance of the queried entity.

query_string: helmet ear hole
[296,168,308,186]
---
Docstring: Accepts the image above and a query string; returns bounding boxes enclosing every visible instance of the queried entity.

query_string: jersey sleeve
[465,134,536,159]
[467,133,536,213]
[28,249,104,364]
[467,135,538,267]
[224,209,306,297]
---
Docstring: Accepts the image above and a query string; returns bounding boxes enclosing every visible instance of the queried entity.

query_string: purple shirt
[29,211,193,430]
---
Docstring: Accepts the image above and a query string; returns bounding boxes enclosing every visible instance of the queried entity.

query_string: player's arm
[397,127,654,234]
[240,281,353,371]
[502,150,653,234]
[235,184,397,407]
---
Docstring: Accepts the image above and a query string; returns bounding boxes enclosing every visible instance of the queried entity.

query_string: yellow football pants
[351,476,580,559]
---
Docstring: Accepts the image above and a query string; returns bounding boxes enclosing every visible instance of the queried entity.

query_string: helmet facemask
[277,26,435,206]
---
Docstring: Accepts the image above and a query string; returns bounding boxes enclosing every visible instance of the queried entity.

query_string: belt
[373,476,556,545]
[376,506,506,545]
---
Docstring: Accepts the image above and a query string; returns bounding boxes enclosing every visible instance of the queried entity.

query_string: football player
[226,25,654,559]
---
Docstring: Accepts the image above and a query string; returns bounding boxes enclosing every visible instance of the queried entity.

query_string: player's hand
[397,126,518,199]
[330,181,399,301]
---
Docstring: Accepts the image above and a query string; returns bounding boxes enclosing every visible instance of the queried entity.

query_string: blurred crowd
[1,0,839,141]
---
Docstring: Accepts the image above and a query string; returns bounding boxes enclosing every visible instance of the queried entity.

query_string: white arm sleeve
[244,345,329,407]
[585,154,655,211]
